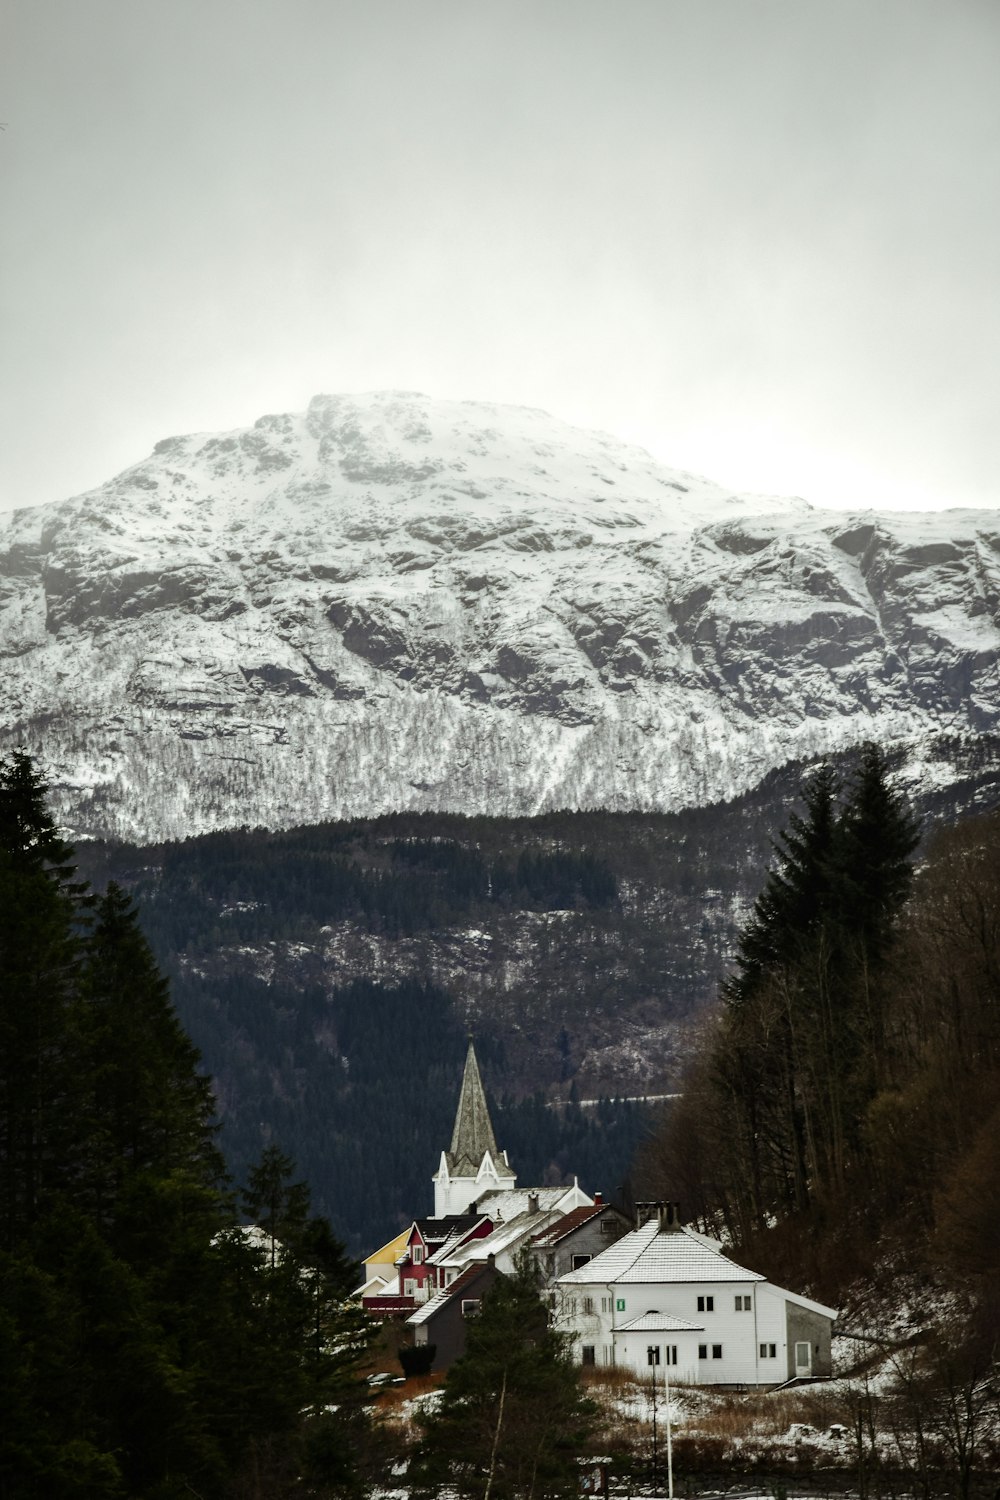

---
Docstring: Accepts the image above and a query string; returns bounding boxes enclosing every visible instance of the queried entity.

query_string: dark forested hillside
[639,752,1000,1333]
[75,736,1000,1256]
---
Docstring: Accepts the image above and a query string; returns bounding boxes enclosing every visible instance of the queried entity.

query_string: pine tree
[78,881,224,1238]
[414,1257,595,1500]
[724,761,840,1009]
[664,745,920,1236]
[241,1143,312,1270]
[0,755,371,1497]
[0,752,91,1247]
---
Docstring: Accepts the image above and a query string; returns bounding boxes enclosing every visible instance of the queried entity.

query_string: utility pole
[664,1351,674,1500]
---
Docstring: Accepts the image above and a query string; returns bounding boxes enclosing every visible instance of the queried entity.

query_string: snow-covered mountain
[1,391,998,841]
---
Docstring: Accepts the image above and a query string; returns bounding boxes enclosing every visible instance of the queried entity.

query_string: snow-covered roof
[531,1204,607,1246]
[407,1264,493,1327]
[458,1209,565,1264]
[557,1221,763,1286]
[425,1224,484,1267]
[475,1184,591,1221]
[616,1312,703,1333]
[354,1274,388,1298]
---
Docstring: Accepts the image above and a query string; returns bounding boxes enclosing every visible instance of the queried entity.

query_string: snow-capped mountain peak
[0,393,996,840]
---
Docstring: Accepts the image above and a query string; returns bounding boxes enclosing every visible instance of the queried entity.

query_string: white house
[554,1202,837,1386]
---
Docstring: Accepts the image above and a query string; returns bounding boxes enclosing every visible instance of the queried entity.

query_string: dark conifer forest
[0,753,373,1499]
[640,747,1000,1338]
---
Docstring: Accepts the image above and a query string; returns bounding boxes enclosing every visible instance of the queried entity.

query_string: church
[432,1040,517,1216]
[359,1041,595,1319]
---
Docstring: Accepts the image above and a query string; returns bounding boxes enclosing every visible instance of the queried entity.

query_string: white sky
[1,0,998,516]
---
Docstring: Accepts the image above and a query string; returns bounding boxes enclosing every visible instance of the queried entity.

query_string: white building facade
[554,1205,836,1386]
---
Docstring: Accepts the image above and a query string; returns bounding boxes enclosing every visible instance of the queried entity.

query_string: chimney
[656,1201,682,1232]
[528,1191,540,1215]
[594,1191,603,1207]
[634,1200,683,1232]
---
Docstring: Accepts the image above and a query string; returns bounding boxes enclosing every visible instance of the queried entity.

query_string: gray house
[531,1196,632,1286]
[407,1257,502,1370]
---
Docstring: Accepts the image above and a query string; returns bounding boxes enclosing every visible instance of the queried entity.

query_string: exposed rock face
[1,391,998,840]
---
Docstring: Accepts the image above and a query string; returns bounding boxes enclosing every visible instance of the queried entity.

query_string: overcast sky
[2,0,998,517]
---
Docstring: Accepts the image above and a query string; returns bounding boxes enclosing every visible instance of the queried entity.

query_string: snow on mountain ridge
[0,392,997,841]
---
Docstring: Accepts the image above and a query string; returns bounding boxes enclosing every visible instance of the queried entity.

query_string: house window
[461,1299,481,1317]
[582,1296,595,1314]
[735,1294,751,1311]
[600,1219,616,1234]
[760,1343,777,1358]
[404,1279,416,1296]
[665,1344,678,1365]
[712,1345,723,1359]
[412,1245,423,1264]
[698,1344,707,1359]
[572,1253,592,1270]
[697,1295,714,1312]
[581,1345,596,1366]
[647,1345,661,1366]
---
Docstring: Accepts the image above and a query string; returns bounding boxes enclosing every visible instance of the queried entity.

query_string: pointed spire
[449,1040,500,1167]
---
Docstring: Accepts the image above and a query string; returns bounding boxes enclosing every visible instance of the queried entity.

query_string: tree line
[0,753,373,1499]
[642,742,1000,1310]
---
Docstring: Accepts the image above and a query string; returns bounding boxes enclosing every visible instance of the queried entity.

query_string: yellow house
[360,1227,410,1294]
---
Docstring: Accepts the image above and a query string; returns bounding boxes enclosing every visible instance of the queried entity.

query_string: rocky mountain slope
[2,392,998,840]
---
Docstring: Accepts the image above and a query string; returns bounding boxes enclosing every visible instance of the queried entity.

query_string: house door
[794,1341,812,1376]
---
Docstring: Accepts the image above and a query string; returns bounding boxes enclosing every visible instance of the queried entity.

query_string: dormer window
[413,1245,424,1264]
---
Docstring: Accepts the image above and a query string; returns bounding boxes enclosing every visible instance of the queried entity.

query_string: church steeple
[432,1041,516,1216]
[448,1041,500,1172]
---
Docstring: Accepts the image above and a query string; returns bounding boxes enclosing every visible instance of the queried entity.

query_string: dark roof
[532,1205,603,1247]
[412,1213,486,1245]
[408,1260,501,1326]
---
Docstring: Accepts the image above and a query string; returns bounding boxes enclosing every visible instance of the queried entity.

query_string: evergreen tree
[724,761,840,1009]
[414,1257,595,1500]
[0,755,369,1498]
[0,752,91,1246]
[658,744,920,1238]
[79,881,224,1236]
[241,1143,312,1269]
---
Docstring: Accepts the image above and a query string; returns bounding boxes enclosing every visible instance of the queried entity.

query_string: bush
[399,1342,436,1378]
